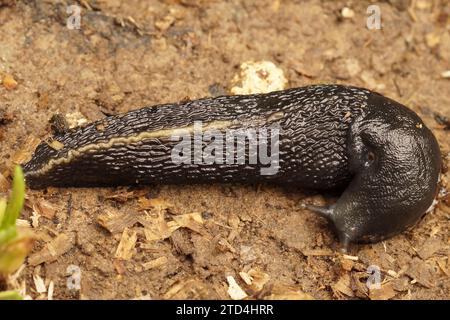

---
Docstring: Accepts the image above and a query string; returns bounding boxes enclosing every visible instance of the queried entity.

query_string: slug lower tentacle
[22,85,441,245]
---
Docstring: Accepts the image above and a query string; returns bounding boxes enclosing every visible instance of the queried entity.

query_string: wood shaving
[302,249,334,256]
[342,254,359,261]
[141,211,209,242]
[16,219,31,228]
[239,271,253,285]
[28,233,75,266]
[437,258,450,277]
[340,257,354,271]
[164,278,215,299]
[387,270,399,278]
[47,139,64,151]
[142,256,168,270]
[140,211,179,241]
[226,276,248,300]
[332,274,354,298]
[138,197,173,211]
[47,281,54,300]
[217,238,236,253]
[32,199,59,220]
[172,212,210,239]
[115,227,137,260]
[369,283,397,300]
[239,268,270,292]
[265,283,314,300]
[30,210,40,228]
[97,210,139,234]
[33,274,46,293]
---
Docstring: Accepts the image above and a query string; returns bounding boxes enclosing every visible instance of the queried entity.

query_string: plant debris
[226,275,248,300]
[264,283,314,300]
[114,227,137,260]
[97,210,140,234]
[369,283,397,300]
[28,233,75,266]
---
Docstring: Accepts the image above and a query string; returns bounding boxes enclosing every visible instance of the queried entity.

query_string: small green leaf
[0,290,23,300]
[1,166,25,229]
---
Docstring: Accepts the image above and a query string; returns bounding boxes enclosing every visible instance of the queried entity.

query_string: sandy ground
[0,0,449,300]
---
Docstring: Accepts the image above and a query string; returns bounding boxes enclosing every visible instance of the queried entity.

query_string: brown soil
[0,0,449,300]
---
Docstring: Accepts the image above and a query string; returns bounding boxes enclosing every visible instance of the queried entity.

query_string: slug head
[309,93,441,248]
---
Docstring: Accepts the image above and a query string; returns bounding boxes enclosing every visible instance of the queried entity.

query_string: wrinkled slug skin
[23,85,442,244]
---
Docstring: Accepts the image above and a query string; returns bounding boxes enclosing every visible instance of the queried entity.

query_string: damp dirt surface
[0,0,449,300]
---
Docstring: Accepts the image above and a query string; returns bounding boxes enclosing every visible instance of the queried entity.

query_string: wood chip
[172,212,210,239]
[173,211,204,225]
[340,257,354,271]
[332,274,354,298]
[47,281,54,300]
[369,283,397,300]
[104,189,139,202]
[342,254,359,261]
[216,238,237,253]
[16,219,31,228]
[47,139,64,151]
[437,258,450,277]
[226,276,248,300]
[302,249,334,256]
[115,227,137,260]
[142,211,209,242]
[33,199,59,220]
[387,270,399,278]
[265,283,314,300]
[239,268,270,292]
[30,210,40,228]
[138,197,173,211]
[28,233,75,266]
[227,215,240,241]
[143,256,168,270]
[97,210,139,234]
[33,274,46,293]
[141,211,179,241]
[351,272,369,298]
[164,278,216,299]
[239,272,253,285]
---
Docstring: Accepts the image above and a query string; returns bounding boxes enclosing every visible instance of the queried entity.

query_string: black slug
[22,85,441,246]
